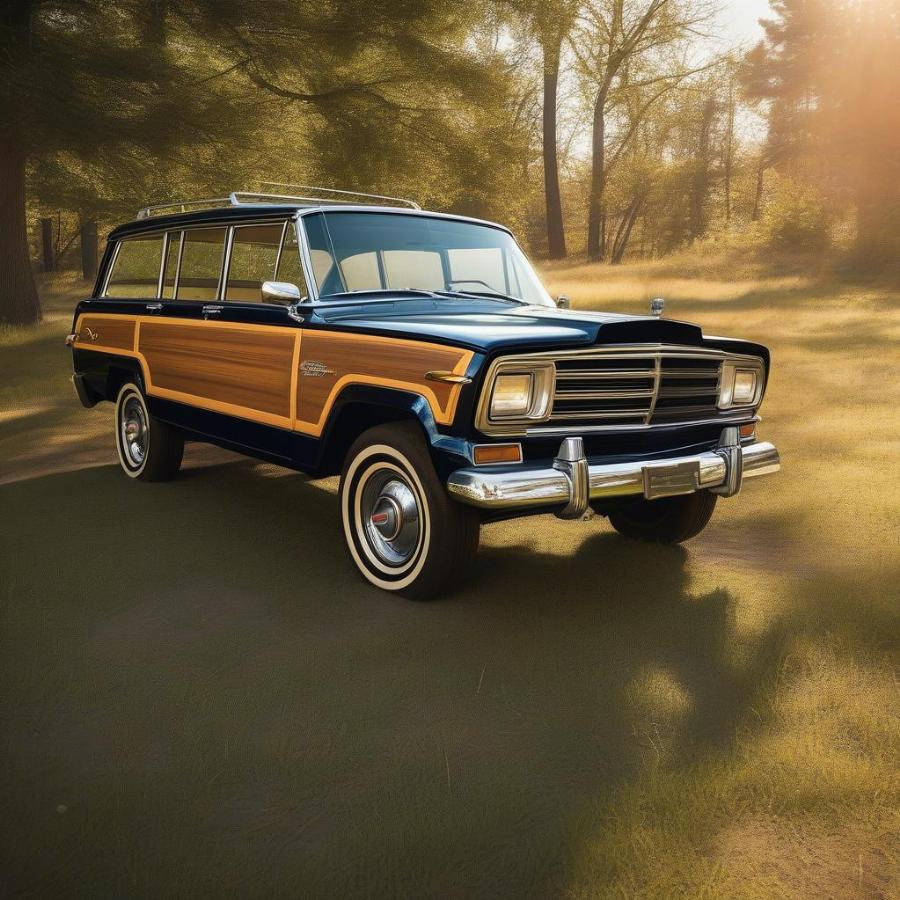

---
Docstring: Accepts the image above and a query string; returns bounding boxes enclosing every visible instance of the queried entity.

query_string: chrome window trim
[218,226,234,301]
[157,233,169,297]
[293,215,319,301]
[100,241,121,297]
[273,219,287,277]
[475,344,766,437]
[171,230,184,298]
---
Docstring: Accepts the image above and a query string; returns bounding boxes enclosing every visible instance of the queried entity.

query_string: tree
[573,0,715,260]
[0,0,250,324]
[743,0,900,264]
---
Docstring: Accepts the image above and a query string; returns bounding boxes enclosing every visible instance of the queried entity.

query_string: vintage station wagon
[68,187,780,599]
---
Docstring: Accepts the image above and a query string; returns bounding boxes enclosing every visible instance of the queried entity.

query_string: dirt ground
[1,265,897,898]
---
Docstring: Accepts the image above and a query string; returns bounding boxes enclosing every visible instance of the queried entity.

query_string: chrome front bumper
[447,427,780,518]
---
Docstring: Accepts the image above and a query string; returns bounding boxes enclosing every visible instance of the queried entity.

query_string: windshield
[301,211,554,307]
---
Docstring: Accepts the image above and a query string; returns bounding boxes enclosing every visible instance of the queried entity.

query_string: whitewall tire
[114,382,184,482]
[340,422,479,600]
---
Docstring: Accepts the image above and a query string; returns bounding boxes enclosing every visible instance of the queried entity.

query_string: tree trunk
[41,217,55,271]
[724,79,735,225]
[689,97,716,241]
[542,32,567,259]
[80,219,98,282]
[586,91,608,262]
[0,136,42,324]
[751,158,766,222]
[611,196,644,264]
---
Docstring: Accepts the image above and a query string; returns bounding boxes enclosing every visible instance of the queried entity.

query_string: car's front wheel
[340,422,480,600]
[114,382,184,481]
[607,490,717,544]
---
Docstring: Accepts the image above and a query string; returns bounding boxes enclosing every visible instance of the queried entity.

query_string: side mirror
[262,281,302,304]
[556,295,570,310]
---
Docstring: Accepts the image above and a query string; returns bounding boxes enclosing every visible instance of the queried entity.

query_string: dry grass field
[1,257,898,898]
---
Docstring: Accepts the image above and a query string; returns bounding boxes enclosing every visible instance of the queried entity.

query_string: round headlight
[490,373,534,419]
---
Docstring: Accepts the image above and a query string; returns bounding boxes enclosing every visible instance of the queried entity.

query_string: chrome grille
[549,350,722,427]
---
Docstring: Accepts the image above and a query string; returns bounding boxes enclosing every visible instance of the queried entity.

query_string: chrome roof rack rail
[136,197,232,219]
[136,184,421,219]
[259,182,421,209]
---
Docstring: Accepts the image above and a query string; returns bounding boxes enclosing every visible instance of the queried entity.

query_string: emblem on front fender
[300,360,335,377]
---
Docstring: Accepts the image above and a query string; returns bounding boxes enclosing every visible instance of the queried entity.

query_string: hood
[310,297,705,353]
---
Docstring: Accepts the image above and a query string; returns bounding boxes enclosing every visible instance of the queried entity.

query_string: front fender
[315,384,473,478]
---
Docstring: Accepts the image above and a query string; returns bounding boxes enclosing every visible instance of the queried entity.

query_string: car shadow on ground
[0,460,788,898]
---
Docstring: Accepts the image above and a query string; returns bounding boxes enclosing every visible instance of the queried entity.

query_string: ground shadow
[0,461,788,898]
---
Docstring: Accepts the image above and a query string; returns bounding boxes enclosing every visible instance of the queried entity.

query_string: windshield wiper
[315,287,527,305]
[432,289,527,305]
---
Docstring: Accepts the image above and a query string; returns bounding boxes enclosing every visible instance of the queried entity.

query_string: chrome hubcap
[120,396,147,467]
[361,472,421,567]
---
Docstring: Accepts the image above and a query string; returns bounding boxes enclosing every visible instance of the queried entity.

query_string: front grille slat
[546,349,724,429]
[554,391,656,401]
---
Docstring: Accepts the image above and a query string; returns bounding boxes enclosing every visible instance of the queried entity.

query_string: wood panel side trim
[74,313,137,356]
[74,313,298,430]
[295,331,474,437]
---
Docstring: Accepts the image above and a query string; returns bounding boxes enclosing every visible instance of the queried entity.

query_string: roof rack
[136,184,420,219]
[260,182,420,209]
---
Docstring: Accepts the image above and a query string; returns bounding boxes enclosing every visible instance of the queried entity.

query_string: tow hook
[711,426,743,498]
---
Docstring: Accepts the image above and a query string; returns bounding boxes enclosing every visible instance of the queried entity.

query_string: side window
[225,223,283,302]
[176,227,226,301]
[274,225,309,299]
[104,235,163,298]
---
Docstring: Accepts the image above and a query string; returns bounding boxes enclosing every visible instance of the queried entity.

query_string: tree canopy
[2,0,898,323]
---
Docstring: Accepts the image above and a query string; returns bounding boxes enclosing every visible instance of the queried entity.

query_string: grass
[1,259,898,898]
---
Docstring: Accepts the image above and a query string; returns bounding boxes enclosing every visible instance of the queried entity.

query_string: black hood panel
[311,299,705,352]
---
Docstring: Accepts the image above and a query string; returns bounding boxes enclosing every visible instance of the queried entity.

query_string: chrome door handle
[202,305,223,318]
[145,302,162,312]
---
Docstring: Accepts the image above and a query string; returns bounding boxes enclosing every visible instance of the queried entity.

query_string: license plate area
[642,460,701,500]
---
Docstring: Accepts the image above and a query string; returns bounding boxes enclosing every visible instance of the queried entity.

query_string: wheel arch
[314,385,435,476]
[104,357,147,402]
[314,384,474,477]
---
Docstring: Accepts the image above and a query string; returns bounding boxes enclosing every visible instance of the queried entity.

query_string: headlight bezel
[476,359,555,433]
[718,359,765,409]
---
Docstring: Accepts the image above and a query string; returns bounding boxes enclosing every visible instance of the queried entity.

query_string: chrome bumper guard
[447,427,780,518]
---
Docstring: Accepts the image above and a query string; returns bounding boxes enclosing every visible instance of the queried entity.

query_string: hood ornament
[649,297,665,318]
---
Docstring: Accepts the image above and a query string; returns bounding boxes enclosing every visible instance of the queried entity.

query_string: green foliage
[761,177,831,253]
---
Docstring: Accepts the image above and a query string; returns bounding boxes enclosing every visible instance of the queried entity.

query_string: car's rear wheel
[340,422,480,600]
[114,382,184,481]
[607,490,717,544]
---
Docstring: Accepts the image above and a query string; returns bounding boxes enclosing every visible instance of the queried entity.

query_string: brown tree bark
[689,97,716,241]
[586,89,608,261]
[41,218,55,272]
[541,31,567,259]
[0,135,42,324]
[0,0,41,324]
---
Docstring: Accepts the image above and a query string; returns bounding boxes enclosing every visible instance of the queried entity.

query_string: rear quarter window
[104,236,163,298]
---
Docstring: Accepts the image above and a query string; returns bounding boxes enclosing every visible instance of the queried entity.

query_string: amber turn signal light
[740,423,756,439]
[473,443,523,465]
